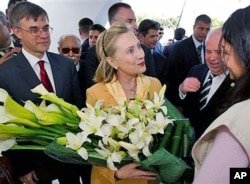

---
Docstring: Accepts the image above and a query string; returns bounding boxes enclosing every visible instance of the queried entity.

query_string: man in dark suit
[0,2,84,183]
[166,14,211,108]
[137,19,168,85]
[178,28,233,139]
[163,27,186,58]
[84,2,156,88]
[78,17,93,60]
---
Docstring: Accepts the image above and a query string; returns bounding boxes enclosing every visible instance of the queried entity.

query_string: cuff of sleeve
[179,86,186,100]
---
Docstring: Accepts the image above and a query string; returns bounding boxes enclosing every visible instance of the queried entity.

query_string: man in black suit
[137,19,168,85]
[163,27,186,58]
[0,2,84,183]
[84,2,156,88]
[166,14,211,108]
[178,28,232,139]
[78,17,93,60]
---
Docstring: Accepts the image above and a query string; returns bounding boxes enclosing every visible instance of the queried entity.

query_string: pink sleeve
[193,126,249,184]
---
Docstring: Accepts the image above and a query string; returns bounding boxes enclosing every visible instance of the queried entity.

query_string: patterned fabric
[197,44,202,64]
[199,74,213,110]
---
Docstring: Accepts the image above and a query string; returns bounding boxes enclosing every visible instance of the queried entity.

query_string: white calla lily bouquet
[0,84,195,183]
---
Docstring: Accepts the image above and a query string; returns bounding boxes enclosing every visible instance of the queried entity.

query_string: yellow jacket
[86,75,161,184]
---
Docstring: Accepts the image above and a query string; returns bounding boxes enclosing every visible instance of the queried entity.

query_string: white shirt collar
[22,48,49,67]
[192,35,203,48]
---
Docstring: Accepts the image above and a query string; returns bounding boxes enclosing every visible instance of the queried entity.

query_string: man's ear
[12,27,22,39]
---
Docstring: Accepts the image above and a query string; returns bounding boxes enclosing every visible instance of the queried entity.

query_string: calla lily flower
[0,138,16,156]
[0,89,38,123]
[27,100,77,126]
[31,84,79,117]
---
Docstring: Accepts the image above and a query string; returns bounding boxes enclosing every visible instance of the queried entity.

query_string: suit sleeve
[142,45,156,77]
[84,46,99,88]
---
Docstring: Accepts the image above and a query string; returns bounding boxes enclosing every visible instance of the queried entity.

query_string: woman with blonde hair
[86,21,160,184]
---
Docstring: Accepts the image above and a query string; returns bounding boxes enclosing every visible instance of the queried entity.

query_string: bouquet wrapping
[0,84,195,183]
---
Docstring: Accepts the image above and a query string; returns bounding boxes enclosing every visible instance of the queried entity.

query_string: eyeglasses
[16,26,53,37]
[61,47,80,54]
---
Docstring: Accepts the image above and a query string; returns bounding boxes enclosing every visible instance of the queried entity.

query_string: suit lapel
[47,53,63,96]
[206,75,231,108]
[16,53,41,89]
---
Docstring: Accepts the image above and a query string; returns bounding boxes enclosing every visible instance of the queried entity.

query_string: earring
[114,66,118,70]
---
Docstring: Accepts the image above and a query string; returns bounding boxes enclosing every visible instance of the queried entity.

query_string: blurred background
[1,0,249,53]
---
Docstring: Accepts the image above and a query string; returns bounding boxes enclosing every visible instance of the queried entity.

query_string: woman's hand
[114,163,157,180]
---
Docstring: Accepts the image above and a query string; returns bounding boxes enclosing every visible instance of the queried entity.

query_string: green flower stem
[39,125,69,135]
[11,144,45,150]
[170,120,183,156]
[16,137,52,146]
[40,93,79,116]
[0,124,38,135]
[182,133,189,157]
[7,118,41,128]
[159,123,173,149]
[0,124,59,139]
[57,105,79,122]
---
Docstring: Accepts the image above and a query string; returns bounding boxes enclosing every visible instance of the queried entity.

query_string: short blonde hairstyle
[94,21,131,83]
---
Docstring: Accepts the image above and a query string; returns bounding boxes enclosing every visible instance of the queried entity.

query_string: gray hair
[58,34,81,47]
[9,1,48,27]
[0,11,8,25]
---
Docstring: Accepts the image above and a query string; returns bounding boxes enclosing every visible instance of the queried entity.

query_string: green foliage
[211,18,224,29]
[137,14,179,30]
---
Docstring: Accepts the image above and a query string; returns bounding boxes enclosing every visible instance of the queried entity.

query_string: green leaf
[140,148,190,183]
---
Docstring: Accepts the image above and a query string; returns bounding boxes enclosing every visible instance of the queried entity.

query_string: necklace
[122,82,137,95]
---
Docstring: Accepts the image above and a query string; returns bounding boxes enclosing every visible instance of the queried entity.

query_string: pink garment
[193,126,249,184]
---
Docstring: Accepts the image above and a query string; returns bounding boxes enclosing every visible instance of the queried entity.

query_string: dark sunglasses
[61,47,80,54]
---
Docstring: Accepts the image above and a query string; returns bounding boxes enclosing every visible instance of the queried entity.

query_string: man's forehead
[21,15,48,22]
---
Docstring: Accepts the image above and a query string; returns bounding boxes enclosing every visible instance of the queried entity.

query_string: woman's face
[221,39,246,79]
[112,31,146,76]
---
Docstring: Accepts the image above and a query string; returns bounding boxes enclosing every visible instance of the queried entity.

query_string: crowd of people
[0,0,250,184]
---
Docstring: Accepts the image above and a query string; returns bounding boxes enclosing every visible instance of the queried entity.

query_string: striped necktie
[197,44,202,63]
[38,60,54,92]
[200,74,213,110]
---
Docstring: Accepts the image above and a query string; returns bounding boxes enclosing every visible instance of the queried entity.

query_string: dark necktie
[197,45,202,63]
[200,74,213,110]
[38,60,54,92]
